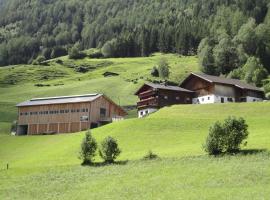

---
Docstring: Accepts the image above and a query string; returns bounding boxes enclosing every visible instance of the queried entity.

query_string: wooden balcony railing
[138,90,157,99]
[137,97,158,108]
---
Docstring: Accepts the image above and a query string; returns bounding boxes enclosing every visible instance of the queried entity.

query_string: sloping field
[0,53,198,134]
[0,103,270,199]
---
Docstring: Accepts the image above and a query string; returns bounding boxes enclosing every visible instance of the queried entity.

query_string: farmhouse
[180,73,264,104]
[135,82,194,118]
[16,94,127,135]
[135,73,264,117]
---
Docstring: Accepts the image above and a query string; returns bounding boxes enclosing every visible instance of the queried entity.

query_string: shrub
[151,66,159,77]
[99,136,121,163]
[143,150,159,160]
[80,131,97,164]
[32,55,46,65]
[89,51,103,58]
[69,46,86,59]
[204,116,249,155]
[157,58,170,79]
[10,120,17,134]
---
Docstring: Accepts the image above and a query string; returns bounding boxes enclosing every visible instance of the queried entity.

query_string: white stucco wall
[246,96,263,102]
[192,95,235,104]
[138,108,158,118]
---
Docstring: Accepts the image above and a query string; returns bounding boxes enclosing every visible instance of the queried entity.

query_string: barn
[16,94,127,135]
[180,73,265,104]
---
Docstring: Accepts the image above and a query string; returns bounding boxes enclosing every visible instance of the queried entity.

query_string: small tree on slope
[99,136,121,163]
[204,116,249,155]
[80,131,97,165]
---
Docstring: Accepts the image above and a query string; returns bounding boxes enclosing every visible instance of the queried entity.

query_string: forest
[0,0,270,87]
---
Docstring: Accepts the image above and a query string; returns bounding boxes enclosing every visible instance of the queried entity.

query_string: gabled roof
[16,94,103,107]
[135,82,194,95]
[180,73,263,92]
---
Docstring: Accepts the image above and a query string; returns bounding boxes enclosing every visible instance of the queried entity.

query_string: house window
[65,110,69,113]
[82,108,86,112]
[86,108,89,112]
[20,113,23,116]
[60,110,65,114]
[208,97,210,100]
[145,110,149,115]
[100,108,106,117]
[77,109,80,113]
[221,97,224,103]
[140,111,143,116]
[228,98,233,102]
[176,97,180,100]
[80,116,89,121]
[202,98,204,102]
[164,96,168,99]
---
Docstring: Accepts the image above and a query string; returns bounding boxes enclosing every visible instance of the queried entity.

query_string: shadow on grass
[237,149,268,155]
[81,160,129,167]
[212,149,268,157]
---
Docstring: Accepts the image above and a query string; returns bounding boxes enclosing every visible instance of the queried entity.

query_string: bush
[32,55,46,65]
[204,116,249,155]
[157,58,170,79]
[80,131,97,164]
[151,66,159,77]
[89,51,103,58]
[99,136,121,163]
[10,120,17,134]
[143,150,159,160]
[69,46,86,59]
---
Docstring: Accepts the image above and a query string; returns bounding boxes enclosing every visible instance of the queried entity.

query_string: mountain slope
[0,0,269,66]
[0,102,270,199]
[0,53,198,134]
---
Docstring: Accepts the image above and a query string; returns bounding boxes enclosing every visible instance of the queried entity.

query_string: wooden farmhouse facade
[135,82,194,118]
[180,73,265,104]
[16,94,127,135]
[135,73,264,117]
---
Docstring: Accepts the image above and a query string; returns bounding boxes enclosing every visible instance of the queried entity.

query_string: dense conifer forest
[0,0,270,87]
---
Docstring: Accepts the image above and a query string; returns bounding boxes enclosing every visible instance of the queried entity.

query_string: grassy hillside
[0,53,198,134]
[0,103,270,199]
[1,53,270,199]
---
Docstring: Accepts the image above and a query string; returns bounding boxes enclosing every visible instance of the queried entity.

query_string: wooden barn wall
[18,97,125,135]
[90,96,124,123]
[18,102,91,125]
[214,84,236,97]
[158,90,193,107]
[182,76,214,97]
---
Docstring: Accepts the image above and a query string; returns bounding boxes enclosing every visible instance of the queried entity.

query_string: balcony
[137,97,158,109]
[138,89,157,99]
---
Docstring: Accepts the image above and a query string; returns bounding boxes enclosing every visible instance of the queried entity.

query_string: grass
[0,102,270,199]
[1,53,270,199]
[0,53,198,134]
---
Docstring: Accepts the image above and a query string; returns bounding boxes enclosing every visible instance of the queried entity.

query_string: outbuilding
[16,94,127,135]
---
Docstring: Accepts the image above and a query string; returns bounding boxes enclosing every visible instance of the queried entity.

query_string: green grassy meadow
[0,53,198,134]
[1,53,270,199]
[0,103,270,199]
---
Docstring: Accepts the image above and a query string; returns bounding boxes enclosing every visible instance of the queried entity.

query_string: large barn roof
[135,82,194,95]
[17,94,102,107]
[180,73,263,92]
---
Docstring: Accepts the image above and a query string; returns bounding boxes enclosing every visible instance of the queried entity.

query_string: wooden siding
[137,86,193,110]
[17,95,126,135]
[181,75,214,97]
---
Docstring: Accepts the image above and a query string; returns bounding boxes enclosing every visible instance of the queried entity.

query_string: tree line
[0,0,269,87]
